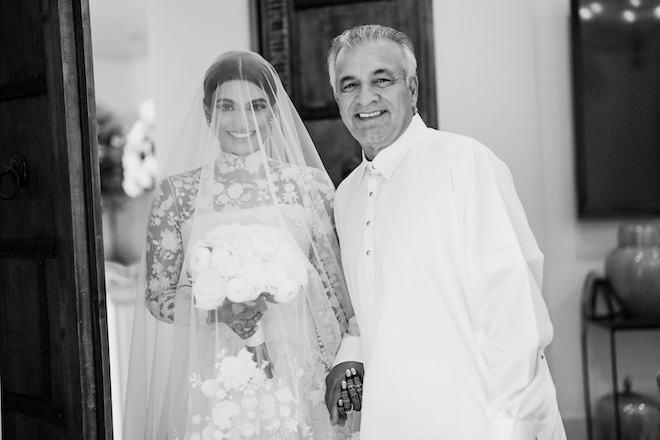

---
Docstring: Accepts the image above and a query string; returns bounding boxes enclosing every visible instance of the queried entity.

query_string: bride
[123,50,358,439]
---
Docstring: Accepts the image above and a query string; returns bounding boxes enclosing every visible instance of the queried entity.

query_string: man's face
[333,40,418,160]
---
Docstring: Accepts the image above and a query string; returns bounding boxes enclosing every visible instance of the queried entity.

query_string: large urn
[594,377,660,440]
[605,221,660,321]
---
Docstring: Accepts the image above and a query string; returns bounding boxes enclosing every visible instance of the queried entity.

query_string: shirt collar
[358,113,426,181]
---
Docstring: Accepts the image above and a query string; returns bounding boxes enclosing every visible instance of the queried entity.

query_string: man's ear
[409,75,419,113]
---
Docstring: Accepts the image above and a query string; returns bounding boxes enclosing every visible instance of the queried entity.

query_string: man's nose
[356,84,378,106]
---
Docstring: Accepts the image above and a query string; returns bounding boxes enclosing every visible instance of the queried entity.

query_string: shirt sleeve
[458,147,560,440]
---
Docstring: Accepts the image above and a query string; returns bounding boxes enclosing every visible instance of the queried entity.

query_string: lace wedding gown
[127,152,356,440]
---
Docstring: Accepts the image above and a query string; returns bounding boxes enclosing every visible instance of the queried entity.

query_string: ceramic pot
[594,377,660,440]
[605,221,660,321]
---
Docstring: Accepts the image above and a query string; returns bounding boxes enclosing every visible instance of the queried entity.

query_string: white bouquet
[189,348,309,439]
[188,223,308,377]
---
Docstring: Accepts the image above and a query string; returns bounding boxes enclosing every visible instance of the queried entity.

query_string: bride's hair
[202,51,277,122]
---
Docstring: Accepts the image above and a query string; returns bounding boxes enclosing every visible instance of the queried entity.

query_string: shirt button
[366,220,371,226]
[366,250,371,256]
[369,191,374,197]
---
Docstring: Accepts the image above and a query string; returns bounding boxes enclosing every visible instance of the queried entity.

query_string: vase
[594,377,660,440]
[605,221,660,321]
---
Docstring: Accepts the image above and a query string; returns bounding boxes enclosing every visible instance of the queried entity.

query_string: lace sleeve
[307,169,353,332]
[144,177,187,324]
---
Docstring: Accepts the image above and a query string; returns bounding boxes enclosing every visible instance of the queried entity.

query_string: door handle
[0,153,27,201]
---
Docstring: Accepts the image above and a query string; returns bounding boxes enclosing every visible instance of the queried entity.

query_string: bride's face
[212,79,273,156]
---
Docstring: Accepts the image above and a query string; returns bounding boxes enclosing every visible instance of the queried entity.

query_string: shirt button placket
[364,171,377,306]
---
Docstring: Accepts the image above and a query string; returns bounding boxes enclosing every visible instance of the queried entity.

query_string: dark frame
[570,0,660,219]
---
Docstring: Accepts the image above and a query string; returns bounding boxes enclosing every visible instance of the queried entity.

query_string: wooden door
[0,0,111,439]
[251,0,437,186]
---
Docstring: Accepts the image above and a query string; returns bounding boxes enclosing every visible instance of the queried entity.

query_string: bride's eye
[216,100,234,112]
[250,101,268,112]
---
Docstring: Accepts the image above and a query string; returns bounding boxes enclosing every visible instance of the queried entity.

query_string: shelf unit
[580,271,660,440]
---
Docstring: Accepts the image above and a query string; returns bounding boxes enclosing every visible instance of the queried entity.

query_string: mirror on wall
[571,0,660,218]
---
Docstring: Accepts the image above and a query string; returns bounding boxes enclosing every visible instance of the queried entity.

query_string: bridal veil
[122,50,355,440]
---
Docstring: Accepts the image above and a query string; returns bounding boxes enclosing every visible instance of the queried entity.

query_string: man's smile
[356,110,385,119]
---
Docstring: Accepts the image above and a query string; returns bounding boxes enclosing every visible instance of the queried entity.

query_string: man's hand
[325,361,364,426]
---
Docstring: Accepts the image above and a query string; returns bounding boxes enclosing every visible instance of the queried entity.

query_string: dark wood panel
[305,118,362,184]
[0,257,55,411]
[0,0,46,84]
[0,75,48,101]
[294,1,400,116]
[0,94,57,239]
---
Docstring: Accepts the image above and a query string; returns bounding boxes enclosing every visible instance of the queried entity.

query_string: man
[324,24,567,440]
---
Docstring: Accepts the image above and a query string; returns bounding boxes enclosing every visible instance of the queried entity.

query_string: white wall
[93,55,151,125]
[144,0,251,165]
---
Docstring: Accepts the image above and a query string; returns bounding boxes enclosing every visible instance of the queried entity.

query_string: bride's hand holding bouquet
[187,223,308,378]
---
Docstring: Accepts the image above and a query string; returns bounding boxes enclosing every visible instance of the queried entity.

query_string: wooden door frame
[0,0,111,437]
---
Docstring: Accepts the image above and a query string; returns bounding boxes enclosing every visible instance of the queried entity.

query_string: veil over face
[123,51,356,440]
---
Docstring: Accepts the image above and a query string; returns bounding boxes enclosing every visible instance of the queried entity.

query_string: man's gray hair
[327,24,417,95]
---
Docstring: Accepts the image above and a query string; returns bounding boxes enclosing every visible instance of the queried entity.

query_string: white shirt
[334,115,566,440]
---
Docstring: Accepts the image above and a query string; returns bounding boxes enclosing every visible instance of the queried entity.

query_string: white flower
[161,230,179,251]
[200,379,220,398]
[272,243,293,266]
[241,395,259,411]
[275,386,293,403]
[211,182,225,195]
[201,424,217,440]
[189,246,212,278]
[279,405,291,417]
[251,230,279,256]
[225,278,255,303]
[191,414,202,424]
[192,270,227,310]
[211,253,241,278]
[211,400,239,429]
[263,262,288,288]
[231,238,255,259]
[242,423,256,437]
[227,183,244,200]
[260,394,276,419]
[240,263,266,290]
[290,262,308,286]
[220,352,257,389]
[273,279,301,303]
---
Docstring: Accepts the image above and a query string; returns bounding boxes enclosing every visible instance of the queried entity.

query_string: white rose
[225,278,255,303]
[231,238,255,259]
[212,253,241,277]
[189,246,212,278]
[272,279,301,303]
[192,270,227,310]
[263,262,288,288]
[241,263,266,289]
[272,242,293,266]
[251,230,278,256]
